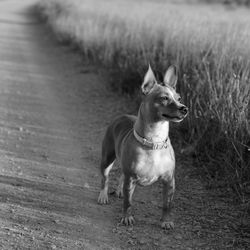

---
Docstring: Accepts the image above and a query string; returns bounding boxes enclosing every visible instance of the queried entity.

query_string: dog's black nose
[179,106,188,115]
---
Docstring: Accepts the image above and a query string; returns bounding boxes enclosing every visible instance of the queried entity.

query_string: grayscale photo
[0,0,249,249]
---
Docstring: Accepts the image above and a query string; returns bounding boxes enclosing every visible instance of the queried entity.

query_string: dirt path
[0,0,247,249]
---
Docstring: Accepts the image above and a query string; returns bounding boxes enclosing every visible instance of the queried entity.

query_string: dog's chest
[132,147,175,186]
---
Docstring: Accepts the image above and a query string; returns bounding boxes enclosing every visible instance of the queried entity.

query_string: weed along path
[0,0,245,249]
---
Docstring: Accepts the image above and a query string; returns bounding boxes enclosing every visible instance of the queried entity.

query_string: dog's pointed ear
[141,64,157,95]
[163,65,178,88]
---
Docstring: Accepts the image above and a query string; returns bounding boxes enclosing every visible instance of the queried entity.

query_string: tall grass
[38,0,250,200]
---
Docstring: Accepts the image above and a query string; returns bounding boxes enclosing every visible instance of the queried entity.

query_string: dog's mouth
[162,113,186,122]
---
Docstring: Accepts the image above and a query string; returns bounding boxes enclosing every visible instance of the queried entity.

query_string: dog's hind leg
[116,174,124,198]
[98,161,114,204]
[97,131,116,204]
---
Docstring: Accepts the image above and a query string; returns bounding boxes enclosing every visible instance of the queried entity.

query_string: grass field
[38,0,250,200]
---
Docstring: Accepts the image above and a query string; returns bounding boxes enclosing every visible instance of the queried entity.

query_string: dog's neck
[134,103,169,143]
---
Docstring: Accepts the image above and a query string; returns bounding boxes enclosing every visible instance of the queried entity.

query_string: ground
[0,0,248,249]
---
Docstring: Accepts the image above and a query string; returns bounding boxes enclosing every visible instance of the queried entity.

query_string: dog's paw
[97,190,109,204]
[121,215,135,226]
[161,221,174,230]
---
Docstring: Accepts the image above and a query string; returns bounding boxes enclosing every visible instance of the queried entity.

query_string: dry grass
[38,0,250,200]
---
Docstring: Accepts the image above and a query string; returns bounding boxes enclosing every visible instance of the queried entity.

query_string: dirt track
[0,0,246,249]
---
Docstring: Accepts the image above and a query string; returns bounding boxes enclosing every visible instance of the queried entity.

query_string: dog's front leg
[121,175,136,226]
[161,177,175,230]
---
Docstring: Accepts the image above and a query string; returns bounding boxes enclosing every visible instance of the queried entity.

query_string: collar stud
[133,129,168,150]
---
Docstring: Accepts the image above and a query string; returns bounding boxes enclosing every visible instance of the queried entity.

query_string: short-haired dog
[98,65,188,229]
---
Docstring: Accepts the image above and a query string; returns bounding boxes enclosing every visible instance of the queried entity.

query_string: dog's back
[110,115,136,140]
[103,115,136,158]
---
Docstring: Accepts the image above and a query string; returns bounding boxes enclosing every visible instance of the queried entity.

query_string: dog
[97,65,188,229]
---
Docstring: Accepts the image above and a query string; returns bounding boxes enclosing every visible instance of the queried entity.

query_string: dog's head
[141,65,188,122]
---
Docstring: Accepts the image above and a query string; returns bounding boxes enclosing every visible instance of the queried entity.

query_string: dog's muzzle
[179,105,188,116]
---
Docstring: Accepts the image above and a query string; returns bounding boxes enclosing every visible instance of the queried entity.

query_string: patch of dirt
[0,0,248,249]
